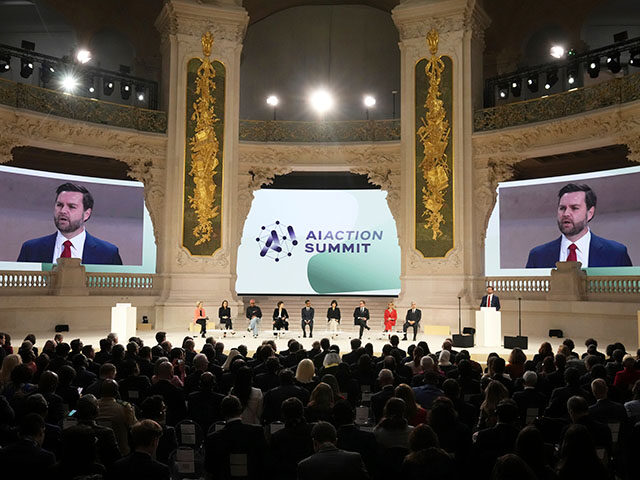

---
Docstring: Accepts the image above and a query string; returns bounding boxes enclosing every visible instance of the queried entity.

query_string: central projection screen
[236,189,400,295]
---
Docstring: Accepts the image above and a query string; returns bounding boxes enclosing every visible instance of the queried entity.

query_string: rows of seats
[0,330,639,479]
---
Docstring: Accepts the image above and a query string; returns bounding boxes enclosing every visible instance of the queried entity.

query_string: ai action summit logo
[256,221,298,262]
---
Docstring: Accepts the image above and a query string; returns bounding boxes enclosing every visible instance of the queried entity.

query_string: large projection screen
[0,165,156,273]
[485,166,640,276]
[236,189,401,295]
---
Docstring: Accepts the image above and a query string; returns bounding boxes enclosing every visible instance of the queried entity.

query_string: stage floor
[14,326,582,363]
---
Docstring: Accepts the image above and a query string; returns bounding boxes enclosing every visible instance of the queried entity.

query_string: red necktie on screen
[567,243,577,262]
[61,240,72,258]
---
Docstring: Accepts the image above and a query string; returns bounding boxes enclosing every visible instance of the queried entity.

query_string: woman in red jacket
[383,302,397,333]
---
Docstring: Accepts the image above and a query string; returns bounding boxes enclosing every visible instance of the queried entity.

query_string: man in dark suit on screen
[480,285,500,311]
[526,183,631,268]
[17,182,122,265]
[297,421,369,480]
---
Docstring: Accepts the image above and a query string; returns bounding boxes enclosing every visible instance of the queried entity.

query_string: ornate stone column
[392,0,489,326]
[155,0,248,327]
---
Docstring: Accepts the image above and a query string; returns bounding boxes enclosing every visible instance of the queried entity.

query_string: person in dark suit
[204,395,267,479]
[0,413,56,478]
[480,285,501,311]
[371,369,395,423]
[402,302,422,341]
[301,300,315,338]
[262,370,310,424]
[17,182,123,265]
[187,372,225,433]
[353,300,371,340]
[526,183,632,268]
[107,419,170,480]
[334,400,378,474]
[473,400,521,478]
[512,371,548,426]
[297,421,369,480]
[272,301,289,331]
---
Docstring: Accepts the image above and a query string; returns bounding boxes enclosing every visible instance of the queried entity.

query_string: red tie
[487,295,491,308]
[567,243,577,262]
[61,240,72,258]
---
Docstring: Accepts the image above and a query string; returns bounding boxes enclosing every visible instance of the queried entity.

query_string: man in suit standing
[353,300,371,340]
[17,182,123,265]
[526,183,632,268]
[480,286,501,311]
[301,299,315,338]
[297,421,369,480]
[402,301,422,341]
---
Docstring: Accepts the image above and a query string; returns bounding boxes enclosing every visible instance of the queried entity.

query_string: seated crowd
[0,330,639,479]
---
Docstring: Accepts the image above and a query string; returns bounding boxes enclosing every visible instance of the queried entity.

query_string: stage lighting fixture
[60,73,79,93]
[497,83,509,99]
[120,81,131,100]
[103,78,114,96]
[630,49,640,67]
[21,40,35,51]
[550,45,565,59]
[526,74,539,93]
[0,54,10,72]
[266,95,279,107]
[135,85,145,102]
[567,48,577,58]
[87,76,96,96]
[544,70,558,90]
[75,48,91,64]
[20,57,34,78]
[606,52,621,73]
[309,89,334,114]
[587,58,600,78]
[363,95,376,107]
[40,62,55,84]
[567,64,578,85]
[510,79,522,97]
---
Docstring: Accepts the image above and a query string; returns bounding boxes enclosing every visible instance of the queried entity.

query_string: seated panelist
[272,301,289,331]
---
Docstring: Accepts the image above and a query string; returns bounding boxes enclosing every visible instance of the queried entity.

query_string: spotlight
[509,79,522,97]
[526,74,539,93]
[544,70,558,90]
[60,73,79,93]
[0,54,11,72]
[266,95,279,107]
[309,89,334,114]
[606,52,621,74]
[40,62,55,84]
[103,78,114,96]
[135,85,145,102]
[20,57,34,78]
[567,64,578,85]
[630,49,640,67]
[497,83,509,99]
[87,76,96,96]
[567,48,577,58]
[550,45,565,59]
[120,81,131,100]
[587,57,600,78]
[363,95,376,108]
[75,48,92,64]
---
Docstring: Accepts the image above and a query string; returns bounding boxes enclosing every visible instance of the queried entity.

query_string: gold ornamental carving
[417,29,451,240]
[188,32,220,246]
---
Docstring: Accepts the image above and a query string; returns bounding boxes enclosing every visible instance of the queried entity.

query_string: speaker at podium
[475,307,501,347]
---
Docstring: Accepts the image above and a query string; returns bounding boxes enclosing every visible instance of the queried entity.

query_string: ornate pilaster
[392,0,489,316]
[154,0,248,324]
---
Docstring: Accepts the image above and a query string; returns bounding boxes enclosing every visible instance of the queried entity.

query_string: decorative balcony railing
[0,271,51,291]
[0,78,167,134]
[86,273,156,293]
[485,277,550,296]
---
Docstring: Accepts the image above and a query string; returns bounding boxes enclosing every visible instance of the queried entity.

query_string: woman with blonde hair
[305,382,334,423]
[477,380,509,430]
[193,301,209,338]
[0,354,22,387]
[222,348,241,371]
[295,358,318,393]
[383,302,397,334]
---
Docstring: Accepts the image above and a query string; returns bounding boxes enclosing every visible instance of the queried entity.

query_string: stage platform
[10,325,591,364]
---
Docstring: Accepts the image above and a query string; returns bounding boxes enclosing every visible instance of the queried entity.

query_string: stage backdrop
[182,32,226,256]
[236,189,401,295]
[414,29,454,258]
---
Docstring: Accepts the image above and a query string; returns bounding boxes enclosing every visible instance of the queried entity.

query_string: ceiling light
[266,95,279,106]
[544,70,558,90]
[40,62,55,84]
[0,55,11,72]
[120,81,131,100]
[497,83,509,99]
[309,89,334,114]
[136,85,145,102]
[20,57,33,78]
[630,49,640,67]
[363,95,376,107]
[75,48,92,64]
[550,45,565,59]
[526,74,539,93]
[510,79,522,97]
[60,73,79,93]
[606,52,621,74]
[587,58,600,78]
[103,78,114,96]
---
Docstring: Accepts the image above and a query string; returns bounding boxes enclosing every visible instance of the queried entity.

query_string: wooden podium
[475,307,501,347]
